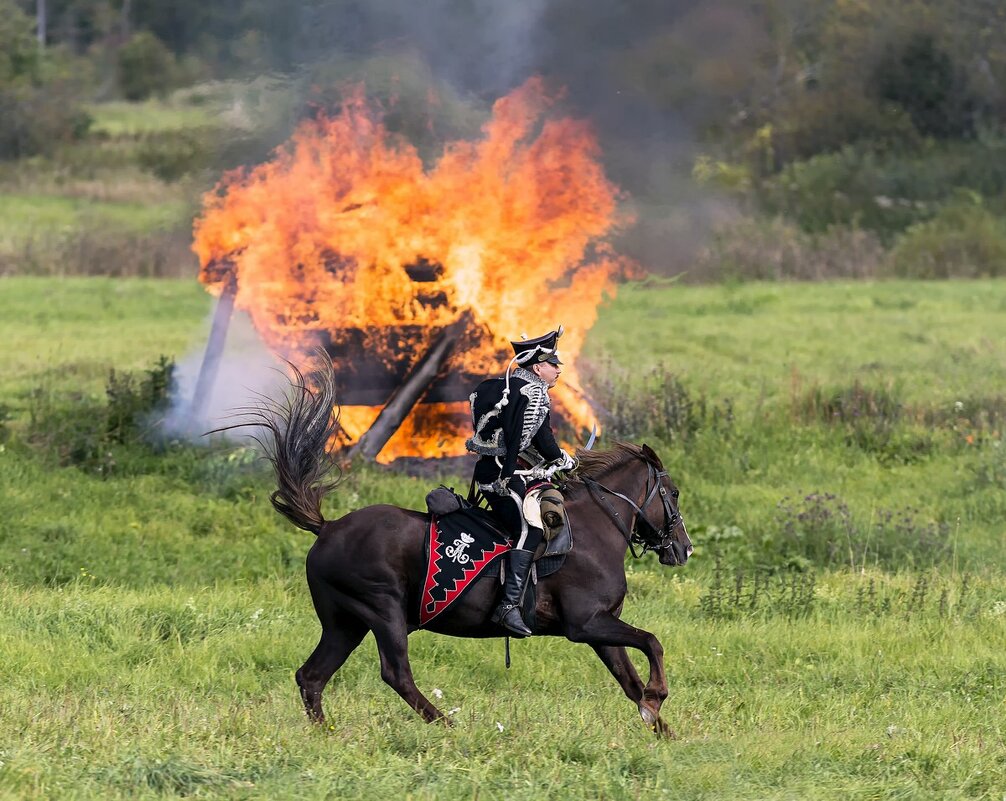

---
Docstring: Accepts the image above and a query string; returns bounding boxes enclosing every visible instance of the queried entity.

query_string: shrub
[768,89,920,167]
[886,193,1006,278]
[0,1,92,159]
[770,493,952,571]
[873,33,978,141]
[0,0,40,84]
[587,362,731,443]
[136,129,214,182]
[27,357,176,473]
[761,147,929,236]
[0,82,92,160]
[691,216,884,281]
[759,140,1006,240]
[117,32,178,101]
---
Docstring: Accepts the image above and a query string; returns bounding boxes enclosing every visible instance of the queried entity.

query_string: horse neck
[568,455,649,554]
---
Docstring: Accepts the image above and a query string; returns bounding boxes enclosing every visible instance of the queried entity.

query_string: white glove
[489,477,510,495]
[557,451,577,471]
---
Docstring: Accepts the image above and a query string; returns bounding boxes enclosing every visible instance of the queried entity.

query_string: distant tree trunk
[121,0,132,40]
[37,0,46,47]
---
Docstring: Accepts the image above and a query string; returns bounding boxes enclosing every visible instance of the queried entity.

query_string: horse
[242,359,693,736]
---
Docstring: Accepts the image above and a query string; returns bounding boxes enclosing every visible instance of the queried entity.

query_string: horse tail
[212,353,342,536]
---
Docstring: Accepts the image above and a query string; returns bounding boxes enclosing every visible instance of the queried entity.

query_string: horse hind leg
[296,616,368,724]
[369,610,447,724]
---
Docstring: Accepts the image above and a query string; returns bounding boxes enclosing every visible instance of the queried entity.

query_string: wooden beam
[190,272,237,423]
[350,314,469,460]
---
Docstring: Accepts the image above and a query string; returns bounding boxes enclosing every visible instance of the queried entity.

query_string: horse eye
[672,489,679,499]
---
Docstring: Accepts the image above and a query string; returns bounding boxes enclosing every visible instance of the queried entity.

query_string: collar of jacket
[512,366,548,387]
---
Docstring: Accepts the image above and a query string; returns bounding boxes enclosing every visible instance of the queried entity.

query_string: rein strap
[580,462,679,558]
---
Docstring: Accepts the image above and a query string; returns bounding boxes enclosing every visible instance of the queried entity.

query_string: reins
[579,460,680,558]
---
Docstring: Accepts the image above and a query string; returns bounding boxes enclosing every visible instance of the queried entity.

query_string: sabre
[584,423,597,451]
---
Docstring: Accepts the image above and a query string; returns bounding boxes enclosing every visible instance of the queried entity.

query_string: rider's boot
[492,548,535,637]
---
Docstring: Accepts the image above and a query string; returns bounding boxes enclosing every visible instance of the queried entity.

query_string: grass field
[1,276,1005,799]
[0,93,230,279]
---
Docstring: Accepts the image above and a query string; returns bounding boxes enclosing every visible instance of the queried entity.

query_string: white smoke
[389,0,549,96]
[160,303,287,444]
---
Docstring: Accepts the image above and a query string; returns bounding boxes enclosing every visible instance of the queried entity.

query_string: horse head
[639,445,693,566]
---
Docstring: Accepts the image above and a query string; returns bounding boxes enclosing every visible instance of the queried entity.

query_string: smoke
[161,303,287,444]
[382,0,550,98]
[280,0,730,276]
[174,2,743,447]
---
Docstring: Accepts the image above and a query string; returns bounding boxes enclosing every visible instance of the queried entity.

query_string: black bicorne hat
[511,326,564,366]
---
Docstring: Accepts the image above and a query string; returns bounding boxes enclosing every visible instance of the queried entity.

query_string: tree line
[5,0,1006,275]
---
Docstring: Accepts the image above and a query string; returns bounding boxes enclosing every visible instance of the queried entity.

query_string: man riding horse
[465,326,577,638]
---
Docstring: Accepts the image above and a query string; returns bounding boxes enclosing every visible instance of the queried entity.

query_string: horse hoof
[638,705,656,726]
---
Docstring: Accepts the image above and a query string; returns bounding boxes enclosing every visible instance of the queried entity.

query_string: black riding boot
[492,548,535,637]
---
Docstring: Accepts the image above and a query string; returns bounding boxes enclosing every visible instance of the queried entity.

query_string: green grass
[87,100,219,137]
[0,194,191,240]
[1,276,1005,798]
[590,279,1006,407]
[1,574,1004,799]
[0,92,226,273]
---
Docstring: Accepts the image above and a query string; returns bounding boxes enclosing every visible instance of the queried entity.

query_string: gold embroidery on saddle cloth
[524,485,566,541]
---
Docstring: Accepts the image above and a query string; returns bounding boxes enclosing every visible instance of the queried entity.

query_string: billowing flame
[194,77,633,462]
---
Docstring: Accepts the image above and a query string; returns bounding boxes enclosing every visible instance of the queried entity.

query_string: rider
[465,326,577,637]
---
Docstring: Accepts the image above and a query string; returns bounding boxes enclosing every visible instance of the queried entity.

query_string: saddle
[418,485,573,628]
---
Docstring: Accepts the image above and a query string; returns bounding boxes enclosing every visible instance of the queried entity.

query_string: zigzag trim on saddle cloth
[420,507,511,626]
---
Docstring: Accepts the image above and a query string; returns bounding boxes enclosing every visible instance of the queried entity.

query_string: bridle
[579,459,683,558]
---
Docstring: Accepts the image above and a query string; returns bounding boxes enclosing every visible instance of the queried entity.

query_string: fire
[194,77,633,462]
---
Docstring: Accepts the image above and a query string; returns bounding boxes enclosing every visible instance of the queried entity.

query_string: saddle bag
[538,486,566,540]
[425,485,470,516]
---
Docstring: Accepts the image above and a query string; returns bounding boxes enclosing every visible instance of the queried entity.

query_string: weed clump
[701,493,953,571]
[27,356,175,474]
[795,381,934,463]
[773,493,953,570]
[924,396,1006,448]
[588,362,732,443]
[698,558,816,619]
[696,567,991,622]
[691,216,885,282]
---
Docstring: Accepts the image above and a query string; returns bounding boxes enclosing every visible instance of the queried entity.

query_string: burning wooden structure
[191,78,633,462]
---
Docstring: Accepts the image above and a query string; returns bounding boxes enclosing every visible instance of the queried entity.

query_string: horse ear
[640,443,664,469]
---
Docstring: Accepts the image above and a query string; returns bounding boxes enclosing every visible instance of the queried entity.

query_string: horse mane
[571,442,644,482]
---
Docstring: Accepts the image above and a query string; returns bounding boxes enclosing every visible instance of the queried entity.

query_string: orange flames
[193,77,633,462]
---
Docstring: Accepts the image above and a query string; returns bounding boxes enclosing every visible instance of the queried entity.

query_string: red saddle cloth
[420,507,511,626]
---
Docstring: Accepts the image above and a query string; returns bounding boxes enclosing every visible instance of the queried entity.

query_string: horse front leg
[569,615,669,734]
[591,644,644,702]
[591,644,676,738]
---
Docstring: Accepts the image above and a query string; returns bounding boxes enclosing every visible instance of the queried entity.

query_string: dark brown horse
[246,360,693,735]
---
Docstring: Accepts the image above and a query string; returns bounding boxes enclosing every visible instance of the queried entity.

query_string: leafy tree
[117,30,176,100]
[875,33,977,139]
[0,0,42,84]
[0,0,91,159]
